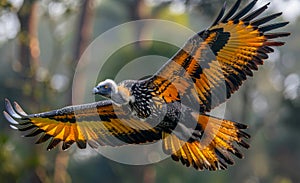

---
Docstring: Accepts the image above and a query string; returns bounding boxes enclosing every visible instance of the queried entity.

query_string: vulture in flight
[4,0,290,171]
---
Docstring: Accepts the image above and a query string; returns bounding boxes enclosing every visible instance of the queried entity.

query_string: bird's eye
[104,85,108,89]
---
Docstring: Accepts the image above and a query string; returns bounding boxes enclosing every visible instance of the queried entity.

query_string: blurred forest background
[0,0,299,183]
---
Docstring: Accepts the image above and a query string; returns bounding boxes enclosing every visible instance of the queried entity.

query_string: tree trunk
[17,0,40,82]
[53,1,96,182]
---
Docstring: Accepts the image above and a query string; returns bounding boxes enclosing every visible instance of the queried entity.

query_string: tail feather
[162,114,250,171]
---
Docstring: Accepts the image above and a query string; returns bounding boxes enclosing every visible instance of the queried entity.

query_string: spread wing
[3,99,161,150]
[162,114,250,170]
[143,0,290,112]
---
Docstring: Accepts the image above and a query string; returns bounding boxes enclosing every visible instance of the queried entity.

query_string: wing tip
[9,124,19,130]
[4,99,22,119]
[3,99,31,128]
[221,0,242,23]
[3,110,19,125]
[211,1,227,27]
[13,101,28,116]
[47,138,61,151]
[259,22,290,32]
[4,98,29,117]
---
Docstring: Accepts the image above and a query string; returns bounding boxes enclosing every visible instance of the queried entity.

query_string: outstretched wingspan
[4,98,250,171]
[144,0,290,112]
[3,0,290,171]
[4,99,161,150]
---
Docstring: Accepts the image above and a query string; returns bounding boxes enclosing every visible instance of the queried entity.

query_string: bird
[3,0,290,171]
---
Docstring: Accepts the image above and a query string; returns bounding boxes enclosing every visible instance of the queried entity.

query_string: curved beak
[92,86,100,95]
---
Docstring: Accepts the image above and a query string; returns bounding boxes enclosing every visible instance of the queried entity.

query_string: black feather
[237,139,250,148]
[257,51,269,59]
[247,61,258,70]
[25,129,44,137]
[242,2,270,22]
[211,2,227,27]
[62,140,75,150]
[76,140,87,149]
[243,66,253,77]
[36,134,52,144]
[232,0,258,22]
[264,32,291,39]
[264,41,285,46]
[252,12,283,26]
[18,125,36,131]
[221,0,241,23]
[253,55,264,65]
[215,148,234,165]
[47,138,61,150]
[259,22,289,32]
[259,46,274,53]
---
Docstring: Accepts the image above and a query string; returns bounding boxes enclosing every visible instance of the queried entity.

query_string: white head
[93,79,118,97]
[93,79,134,105]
